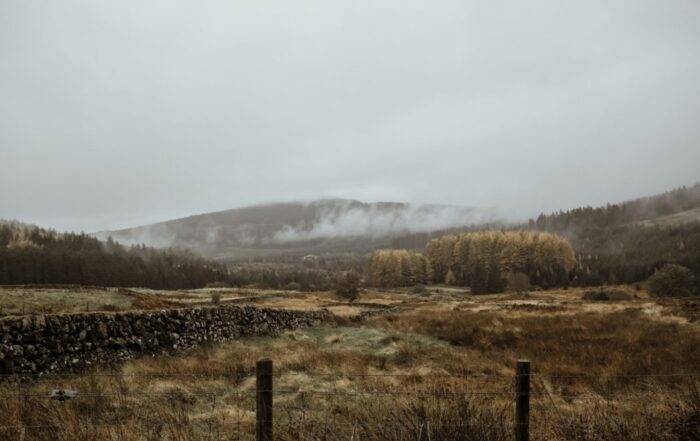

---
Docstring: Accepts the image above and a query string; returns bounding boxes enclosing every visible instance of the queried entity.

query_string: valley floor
[0,285,698,440]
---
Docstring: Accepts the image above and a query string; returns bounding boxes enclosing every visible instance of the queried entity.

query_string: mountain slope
[636,207,700,228]
[95,199,498,260]
[532,183,700,231]
[529,182,700,285]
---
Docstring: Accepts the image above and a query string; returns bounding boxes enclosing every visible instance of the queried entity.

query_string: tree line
[368,231,577,293]
[0,222,371,291]
[0,223,231,289]
[568,223,700,286]
[527,183,700,286]
[531,183,700,232]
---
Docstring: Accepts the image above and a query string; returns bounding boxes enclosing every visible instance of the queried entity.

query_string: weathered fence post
[256,359,273,441]
[515,359,530,441]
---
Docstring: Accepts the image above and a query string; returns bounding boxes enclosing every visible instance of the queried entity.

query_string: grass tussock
[369,308,700,387]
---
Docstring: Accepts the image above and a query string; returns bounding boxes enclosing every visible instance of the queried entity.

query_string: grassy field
[0,286,698,440]
[0,286,136,315]
[0,285,404,318]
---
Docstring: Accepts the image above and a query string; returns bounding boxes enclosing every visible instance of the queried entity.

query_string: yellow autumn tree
[426,230,576,292]
[367,249,430,287]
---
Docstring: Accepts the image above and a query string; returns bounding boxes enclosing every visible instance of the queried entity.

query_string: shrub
[335,271,362,302]
[205,282,229,289]
[648,264,696,298]
[211,292,221,305]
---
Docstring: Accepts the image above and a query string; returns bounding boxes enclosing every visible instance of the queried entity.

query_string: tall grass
[0,305,699,440]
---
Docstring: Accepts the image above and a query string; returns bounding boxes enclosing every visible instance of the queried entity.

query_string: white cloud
[1,0,699,231]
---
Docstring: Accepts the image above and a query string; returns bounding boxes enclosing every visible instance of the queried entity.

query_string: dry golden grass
[0,287,136,316]
[369,307,700,381]
[0,286,699,440]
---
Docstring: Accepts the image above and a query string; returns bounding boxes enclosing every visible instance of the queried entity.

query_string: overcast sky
[2,0,699,233]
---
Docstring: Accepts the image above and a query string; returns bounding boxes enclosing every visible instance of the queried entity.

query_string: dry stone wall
[0,305,328,376]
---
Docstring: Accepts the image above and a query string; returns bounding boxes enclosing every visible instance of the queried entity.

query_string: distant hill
[95,199,500,260]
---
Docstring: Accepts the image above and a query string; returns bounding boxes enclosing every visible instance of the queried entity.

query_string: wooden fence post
[256,359,273,441]
[515,359,530,441]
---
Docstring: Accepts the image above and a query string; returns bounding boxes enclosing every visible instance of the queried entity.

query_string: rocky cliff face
[0,305,328,376]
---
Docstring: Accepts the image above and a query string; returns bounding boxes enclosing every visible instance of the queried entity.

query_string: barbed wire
[1,371,697,380]
[0,391,257,399]
[0,372,246,379]
[0,420,249,430]
[0,389,694,401]
[529,373,700,379]
[278,371,512,378]
[1,420,697,431]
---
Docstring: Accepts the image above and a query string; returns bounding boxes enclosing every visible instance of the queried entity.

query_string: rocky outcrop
[0,305,328,376]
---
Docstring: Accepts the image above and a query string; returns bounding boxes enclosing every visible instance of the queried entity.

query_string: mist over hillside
[5,183,700,290]
[94,199,501,260]
[94,184,700,262]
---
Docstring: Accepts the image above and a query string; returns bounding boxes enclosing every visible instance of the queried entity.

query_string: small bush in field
[285,282,302,291]
[205,282,229,289]
[335,271,361,302]
[648,264,696,298]
[211,292,221,305]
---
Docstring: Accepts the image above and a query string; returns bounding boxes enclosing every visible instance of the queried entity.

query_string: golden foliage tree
[427,231,576,293]
[368,231,575,292]
[367,249,431,287]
